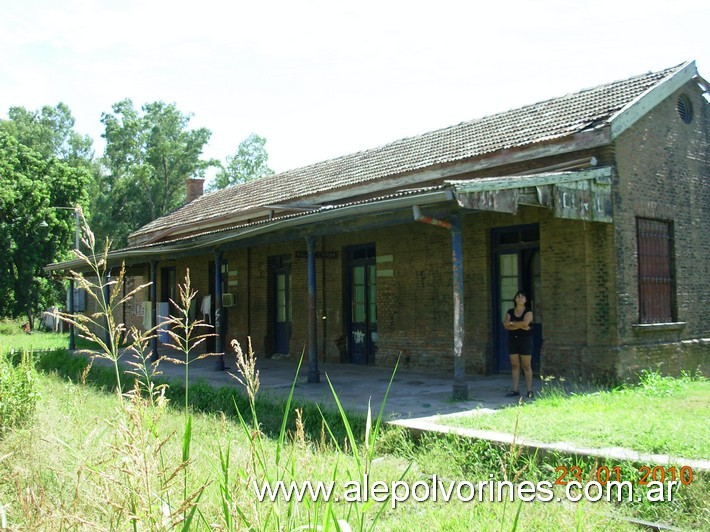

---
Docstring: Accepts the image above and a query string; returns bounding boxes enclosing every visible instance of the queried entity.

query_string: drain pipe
[412,205,452,229]
[413,206,468,400]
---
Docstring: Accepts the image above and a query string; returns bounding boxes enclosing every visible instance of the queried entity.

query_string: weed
[636,369,704,397]
[0,349,39,434]
[52,209,153,397]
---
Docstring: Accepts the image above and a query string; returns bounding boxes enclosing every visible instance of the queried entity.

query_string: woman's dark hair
[512,291,529,305]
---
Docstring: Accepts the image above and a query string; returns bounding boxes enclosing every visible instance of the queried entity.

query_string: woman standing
[503,291,534,398]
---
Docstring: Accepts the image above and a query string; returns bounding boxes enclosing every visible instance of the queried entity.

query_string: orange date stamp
[555,465,694,486]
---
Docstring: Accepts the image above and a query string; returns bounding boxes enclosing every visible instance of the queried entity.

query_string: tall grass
[39,217,396,530]
[3,360,707,530]
[53,209,152,397]
[0,349,39,435]
[4,216,706,530]
[46,218,213,528]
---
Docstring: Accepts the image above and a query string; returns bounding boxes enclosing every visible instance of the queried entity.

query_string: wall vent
[676,94,693,124]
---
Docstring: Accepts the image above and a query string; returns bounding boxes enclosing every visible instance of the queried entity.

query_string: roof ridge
[265,63,686,178]
[130,62,688,240]
[215,64,682,187]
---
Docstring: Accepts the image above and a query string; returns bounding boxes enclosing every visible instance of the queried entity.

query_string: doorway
[345,244,377,365]
[269,255,292,355]
[206,260,229,352]
[492,225,542,372]
[159,266,176,343]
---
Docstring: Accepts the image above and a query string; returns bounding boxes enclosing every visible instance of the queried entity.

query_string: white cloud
[1,0,708,174]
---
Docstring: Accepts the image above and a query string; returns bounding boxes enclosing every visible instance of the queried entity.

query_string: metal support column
[68,207,80,350]
[68,278,76,350]
[214,249,226,370]
[150,260,159,362]
[104,270,112,351]
[451,215,468,400]
[306,236,320,383]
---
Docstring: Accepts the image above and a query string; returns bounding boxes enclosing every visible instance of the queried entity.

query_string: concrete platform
[98,347,564,420]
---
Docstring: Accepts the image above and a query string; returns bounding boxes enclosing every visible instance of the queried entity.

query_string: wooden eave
[133,127,611,247]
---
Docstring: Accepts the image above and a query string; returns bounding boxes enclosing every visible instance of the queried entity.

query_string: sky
[1,0,708,184]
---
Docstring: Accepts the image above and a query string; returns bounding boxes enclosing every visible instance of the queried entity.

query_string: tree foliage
[0,128,90,325]
[1,103,94,165]
[209,133,273,191]
[0,100,276,323]
[94,100,217,248]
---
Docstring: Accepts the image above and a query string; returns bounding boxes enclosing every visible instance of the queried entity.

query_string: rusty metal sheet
[553,180,612,222]
[455,189,518,214]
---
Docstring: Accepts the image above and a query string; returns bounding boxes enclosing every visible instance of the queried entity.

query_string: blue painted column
[451,215,468,400]
[306,236,320,383]
[68,207,80,350]
[68,278,76,350]
[104,270,112,351]
[214,250,226,370]
[150,260,159,362]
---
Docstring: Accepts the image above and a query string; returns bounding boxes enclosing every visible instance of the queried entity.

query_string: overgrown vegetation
[0,215,389,529]
[1,219,707,529]
[2,366,707,530]
[0,349,39,435]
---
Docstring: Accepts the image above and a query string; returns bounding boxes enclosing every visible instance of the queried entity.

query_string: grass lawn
[0,329,71,353]
[4,370,706,530]
[438,373,710,460]
[1,328,708,529]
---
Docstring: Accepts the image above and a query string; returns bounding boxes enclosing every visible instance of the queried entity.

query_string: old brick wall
[537,213,618,380]
[104,82,707,381]
[106,209,618,379]
[612,81,710,377]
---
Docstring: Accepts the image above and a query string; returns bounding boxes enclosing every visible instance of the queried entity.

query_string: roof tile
[131,64,683,241]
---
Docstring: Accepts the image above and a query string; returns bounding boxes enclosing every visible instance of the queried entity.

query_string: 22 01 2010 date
[555,465,694,486]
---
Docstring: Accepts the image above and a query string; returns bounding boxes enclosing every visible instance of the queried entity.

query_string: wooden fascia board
[610,61,697,140]
[694,74,710,93]
[131,205,276,245]
[75,189,454,268]
[450,167,613,193]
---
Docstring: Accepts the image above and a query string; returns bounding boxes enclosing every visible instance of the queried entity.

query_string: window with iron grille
[637,218,675,323]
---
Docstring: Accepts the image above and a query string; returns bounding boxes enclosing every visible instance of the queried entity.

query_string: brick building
[49,61,709,397]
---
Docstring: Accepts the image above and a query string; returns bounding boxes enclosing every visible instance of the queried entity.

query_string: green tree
[95,100,216,248]
[0,103,95,166]
[0,130,90,326]
[209,133,273,191]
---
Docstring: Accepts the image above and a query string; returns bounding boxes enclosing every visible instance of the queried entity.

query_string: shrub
[0,349,40,434]
[0,318,24,336]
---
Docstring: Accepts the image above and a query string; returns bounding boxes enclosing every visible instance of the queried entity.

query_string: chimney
[186,178,205,204]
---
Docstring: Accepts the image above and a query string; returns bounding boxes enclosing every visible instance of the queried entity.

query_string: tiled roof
[115,186,448,253]
[131,63,685,241]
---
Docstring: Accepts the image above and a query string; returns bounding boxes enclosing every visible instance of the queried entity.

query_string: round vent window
[676,94,693,124]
